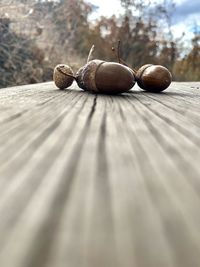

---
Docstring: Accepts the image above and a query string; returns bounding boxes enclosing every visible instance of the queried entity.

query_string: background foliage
[0,0,199,88]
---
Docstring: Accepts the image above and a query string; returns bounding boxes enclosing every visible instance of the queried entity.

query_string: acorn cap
[53,64,74,90]
[136,64,153,90]
[76,60,105,92]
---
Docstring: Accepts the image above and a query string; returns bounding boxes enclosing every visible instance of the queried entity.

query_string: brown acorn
[136,64,172,92]
[75,59,136,94]
[53,64,74,90]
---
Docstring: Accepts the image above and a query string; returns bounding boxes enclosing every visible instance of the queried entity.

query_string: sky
[88,0,200,42]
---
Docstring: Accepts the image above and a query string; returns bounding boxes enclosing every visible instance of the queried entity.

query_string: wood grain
[0,81,200,267]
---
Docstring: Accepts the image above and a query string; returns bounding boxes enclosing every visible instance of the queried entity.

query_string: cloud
[171,0,200,41]
[172,0,200,24]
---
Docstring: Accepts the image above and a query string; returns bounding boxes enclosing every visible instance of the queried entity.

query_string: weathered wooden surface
[0,81,200,267]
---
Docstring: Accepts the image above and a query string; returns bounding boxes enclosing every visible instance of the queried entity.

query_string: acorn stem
[117,40,121,63]
[57,67,77,81]
[111,43,137,73]
[112,42,121,63]
[87,44,95,63]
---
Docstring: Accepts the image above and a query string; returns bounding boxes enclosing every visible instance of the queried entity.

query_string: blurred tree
[86,0,178,71]
[120,0,178,70]
[28,0,95,69]
[0,17,52,88]
[0,0,94,88]
[173,33,200,81]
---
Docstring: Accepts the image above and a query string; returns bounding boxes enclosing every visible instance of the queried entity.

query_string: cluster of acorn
[53,44,172,94]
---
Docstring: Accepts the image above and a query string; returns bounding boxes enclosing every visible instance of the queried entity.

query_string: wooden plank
[0,82,200,267]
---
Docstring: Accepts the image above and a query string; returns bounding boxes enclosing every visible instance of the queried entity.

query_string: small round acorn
[136,64,172,92]
[75,59,136,94]
[53,64,74,89]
